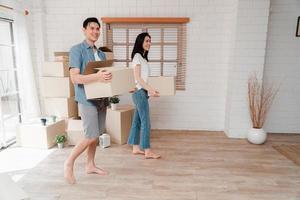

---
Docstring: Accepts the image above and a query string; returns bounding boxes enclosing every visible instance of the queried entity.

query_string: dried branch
[248,73,278,128]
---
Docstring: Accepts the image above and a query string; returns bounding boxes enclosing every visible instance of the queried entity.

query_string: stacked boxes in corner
[40,51,78,123]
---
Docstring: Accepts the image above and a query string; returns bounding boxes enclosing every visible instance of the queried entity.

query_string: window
[102,17,189,90]
[0,17,21,148]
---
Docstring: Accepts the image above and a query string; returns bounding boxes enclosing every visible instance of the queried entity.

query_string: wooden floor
[18,131,300,200]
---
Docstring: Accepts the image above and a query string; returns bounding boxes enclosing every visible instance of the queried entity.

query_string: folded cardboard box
[44,97,78,118]
[42,61,69,77]
[67,118,84,145]
[40,77,74,97]
[148,76,176,96]
[84,66,135,99]
[17,119,66,149]
[106,105,134,144]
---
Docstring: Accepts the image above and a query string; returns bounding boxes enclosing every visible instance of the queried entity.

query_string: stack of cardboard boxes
[40,52,78,119]
[16,52,76,149]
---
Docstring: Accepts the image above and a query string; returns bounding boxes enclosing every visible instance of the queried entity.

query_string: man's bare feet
[145,151,161,159]
[64,161,76,184]
[86,165,108,175]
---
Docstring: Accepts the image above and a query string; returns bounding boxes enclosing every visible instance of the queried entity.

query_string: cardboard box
[40,77,74,97]
[99,47,113,60]
[84,66,135,99]
[54,51,69,61]
[104,52,114,60]
[42,61,69,77]
[105,104,134,144]
[17,119,66,149]
[54,52,69,57]
[66,118,84,145]
[44,97,78,118]
[148,76,176,96]
[84,60,114,75]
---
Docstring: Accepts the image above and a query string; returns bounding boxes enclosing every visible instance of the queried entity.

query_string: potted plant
[110,96,120,111]
[54,134,67,149]
[247,73,278,144]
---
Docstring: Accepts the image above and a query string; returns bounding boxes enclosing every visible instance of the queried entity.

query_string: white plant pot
[247,128,267,144]
[57,143,64,149]
[111,103,117,111]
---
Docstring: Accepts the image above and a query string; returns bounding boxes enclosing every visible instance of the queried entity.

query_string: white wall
[263,0,300,133]
[224,0,271,138]
[24,0,300,136]
[31,0,238,131]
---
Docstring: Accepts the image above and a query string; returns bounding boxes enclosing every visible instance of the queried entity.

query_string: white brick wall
[29,0,238,132]
[263,0,300,133]
[23,0,300,137]
[224,0,271,138]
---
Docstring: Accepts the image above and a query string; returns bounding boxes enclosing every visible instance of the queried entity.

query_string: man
[64,17,112,184]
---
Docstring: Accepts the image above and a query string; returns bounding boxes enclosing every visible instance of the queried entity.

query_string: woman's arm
[70,68,112,85]
[134,64,159,97]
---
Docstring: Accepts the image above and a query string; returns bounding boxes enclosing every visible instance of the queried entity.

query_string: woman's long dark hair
[131,32,151,61]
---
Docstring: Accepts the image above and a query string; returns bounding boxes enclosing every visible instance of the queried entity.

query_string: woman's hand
[148,88,160,97]
[96,70,112,82]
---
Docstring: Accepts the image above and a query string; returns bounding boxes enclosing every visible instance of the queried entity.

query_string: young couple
[64,17,161,184]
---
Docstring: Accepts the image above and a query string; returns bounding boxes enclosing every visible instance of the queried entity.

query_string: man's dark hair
[83,17,100,29]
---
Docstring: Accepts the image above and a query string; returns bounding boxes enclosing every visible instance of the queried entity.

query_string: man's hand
[96,70,112,82]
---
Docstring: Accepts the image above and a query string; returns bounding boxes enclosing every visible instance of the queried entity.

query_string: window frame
[0,17,22,148]
[101,17,189,90]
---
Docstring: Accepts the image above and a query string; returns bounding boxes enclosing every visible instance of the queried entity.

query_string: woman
[128,32,161,159]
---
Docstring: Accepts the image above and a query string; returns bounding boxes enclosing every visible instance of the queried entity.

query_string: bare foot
[86,165,108,175]
[132,149,145,155]
[64,161,76,184]
[145,151,161,159]
[132,145,145,155]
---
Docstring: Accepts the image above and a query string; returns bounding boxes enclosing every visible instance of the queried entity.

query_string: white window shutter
[148,45,161,61]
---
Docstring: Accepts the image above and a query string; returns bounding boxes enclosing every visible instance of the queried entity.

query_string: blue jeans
[128,89,151,149]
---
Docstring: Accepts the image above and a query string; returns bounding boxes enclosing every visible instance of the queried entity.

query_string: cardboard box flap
[104,52,114,60]
[84,60,114,75]
[54,52,69,57]
[95,66,127,72]
[99,47,113,60]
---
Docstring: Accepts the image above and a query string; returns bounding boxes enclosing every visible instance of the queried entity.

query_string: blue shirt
[69,40,106,106]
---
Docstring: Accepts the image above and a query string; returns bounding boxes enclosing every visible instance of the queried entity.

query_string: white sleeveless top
[94,51,102,61]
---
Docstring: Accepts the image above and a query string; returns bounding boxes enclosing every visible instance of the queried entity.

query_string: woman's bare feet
[64,161,76,184]
[86,164,108,175]
[145,150,161,159]
[132,145,145,155]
